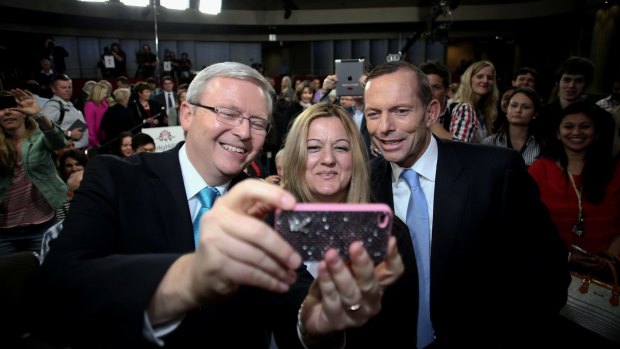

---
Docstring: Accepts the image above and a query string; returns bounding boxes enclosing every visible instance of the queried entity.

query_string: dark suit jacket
[26,143,311,348]
[369,137,570,348]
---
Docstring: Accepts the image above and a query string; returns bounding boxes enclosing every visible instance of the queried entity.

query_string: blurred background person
[84,82,110,149]
[450,60,499,143]
[0,89,66,256]
[113,131,134,158]
[481,87,543,166]
[166,89,186,127]
[528,101,619,348]
[100,87,140,153]
[57,148,88,183]
[131,132,156,153]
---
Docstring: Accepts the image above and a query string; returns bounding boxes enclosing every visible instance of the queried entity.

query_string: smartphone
[275,203,393,263]
[0,95,17,110]
[335,59,365,96]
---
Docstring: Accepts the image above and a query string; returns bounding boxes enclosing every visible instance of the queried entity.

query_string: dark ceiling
[0,0,602,42]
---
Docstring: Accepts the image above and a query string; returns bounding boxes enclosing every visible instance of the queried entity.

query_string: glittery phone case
[275,203,393,263]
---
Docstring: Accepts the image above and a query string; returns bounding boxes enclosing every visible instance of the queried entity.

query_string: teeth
[221,144,246,154]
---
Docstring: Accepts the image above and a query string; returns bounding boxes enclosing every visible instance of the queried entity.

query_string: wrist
[30,113,45,121]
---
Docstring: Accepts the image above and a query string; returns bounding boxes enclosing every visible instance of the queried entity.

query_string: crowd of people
[1,51,620,348]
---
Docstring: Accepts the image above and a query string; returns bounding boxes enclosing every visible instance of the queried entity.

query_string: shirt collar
[179,144,229,200]
[390,135,438,185]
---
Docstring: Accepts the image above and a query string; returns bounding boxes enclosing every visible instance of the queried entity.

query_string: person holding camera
[0,89,67,257]
[40,36,69,75]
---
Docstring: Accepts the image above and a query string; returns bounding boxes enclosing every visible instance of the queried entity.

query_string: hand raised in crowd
[10,88,41,116]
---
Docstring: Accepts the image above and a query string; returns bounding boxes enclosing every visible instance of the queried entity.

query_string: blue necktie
[193,186,220,248]
[167,92,174,110]
[401,169,434,348]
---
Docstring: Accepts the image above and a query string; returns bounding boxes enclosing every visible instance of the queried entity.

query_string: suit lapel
[143,143,195,252]
[141,143,252,252]
[369,156,395,210]
[431,139,467,281]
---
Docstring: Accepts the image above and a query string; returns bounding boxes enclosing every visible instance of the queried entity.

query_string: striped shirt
[481,133,541,166]
[0,162,55,228]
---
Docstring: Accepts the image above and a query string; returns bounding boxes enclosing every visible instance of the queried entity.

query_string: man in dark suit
[363,61,570,348]
[27,62,403,348]
[155,75,176,117]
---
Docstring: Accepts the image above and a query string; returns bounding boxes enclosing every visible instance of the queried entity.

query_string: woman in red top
[529,101,620,274]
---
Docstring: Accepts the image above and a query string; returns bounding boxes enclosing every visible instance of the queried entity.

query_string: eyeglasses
[190,103,271,135]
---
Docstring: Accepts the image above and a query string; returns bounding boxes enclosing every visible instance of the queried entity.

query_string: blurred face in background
[52,79,73,102]
[135,142,156,153]
[506,92,536,126]
[513,73,536,89]
[471,66,494,97]
[557,112,596,154]
[339,96,355,109]
[301,87,313,104]
[120,136,133,157]
[558,74,587,103]
[63,157,84,179]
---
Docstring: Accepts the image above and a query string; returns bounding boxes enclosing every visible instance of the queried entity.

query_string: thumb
[217,179,296,214]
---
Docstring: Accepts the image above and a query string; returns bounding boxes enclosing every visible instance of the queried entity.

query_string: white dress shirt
[389,136,438,244]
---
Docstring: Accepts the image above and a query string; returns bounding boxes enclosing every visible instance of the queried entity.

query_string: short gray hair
[186,62,275,116]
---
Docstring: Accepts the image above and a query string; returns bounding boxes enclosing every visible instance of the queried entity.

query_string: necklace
[567,170,585,237]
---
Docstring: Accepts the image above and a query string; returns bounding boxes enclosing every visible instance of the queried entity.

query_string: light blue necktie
[193,186,220,248]
[401,169,434,348]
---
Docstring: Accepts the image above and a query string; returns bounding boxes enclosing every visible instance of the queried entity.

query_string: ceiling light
[199,0,221,15]
[119,0,149,6]
[161,0,190,10]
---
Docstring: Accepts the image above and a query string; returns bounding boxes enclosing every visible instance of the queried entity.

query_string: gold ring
[347,303,362,312]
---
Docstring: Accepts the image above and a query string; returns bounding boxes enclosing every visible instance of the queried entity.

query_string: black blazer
[369,137,570,348]
[27,143,311,348]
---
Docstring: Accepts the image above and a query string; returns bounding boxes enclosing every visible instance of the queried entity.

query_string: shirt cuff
[142,311,183,346]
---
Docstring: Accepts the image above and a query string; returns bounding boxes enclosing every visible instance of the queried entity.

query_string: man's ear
[179,102,192,132]
[426,99,441,127]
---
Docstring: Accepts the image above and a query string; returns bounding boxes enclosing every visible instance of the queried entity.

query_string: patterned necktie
[167,92,174,110]
[401,169,434,348]
[193,186,220,248]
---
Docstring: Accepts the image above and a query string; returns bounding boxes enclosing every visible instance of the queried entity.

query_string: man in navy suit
[27,62,403,348]
[363,61,569,348]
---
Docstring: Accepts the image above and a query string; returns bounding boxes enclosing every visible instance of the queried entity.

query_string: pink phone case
[275,203,393,263]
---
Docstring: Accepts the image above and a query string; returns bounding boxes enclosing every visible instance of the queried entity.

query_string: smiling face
[180,77,269,186]
[0,105,25,133]
[364,69,439,168]
[304,117,353,203]
[559,74,587,103]
[471,66,494,97]
[557,112,596,155]
[300,87,313,104]
[120,136,133,157]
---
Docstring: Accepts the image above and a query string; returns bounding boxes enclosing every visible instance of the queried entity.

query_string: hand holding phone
[275,203,393,263]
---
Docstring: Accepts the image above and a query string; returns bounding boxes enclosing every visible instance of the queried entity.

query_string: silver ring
[347,303,362,312]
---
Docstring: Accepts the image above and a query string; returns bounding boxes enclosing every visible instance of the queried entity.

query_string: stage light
[199,0,221,15]
[161,0,190,10]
